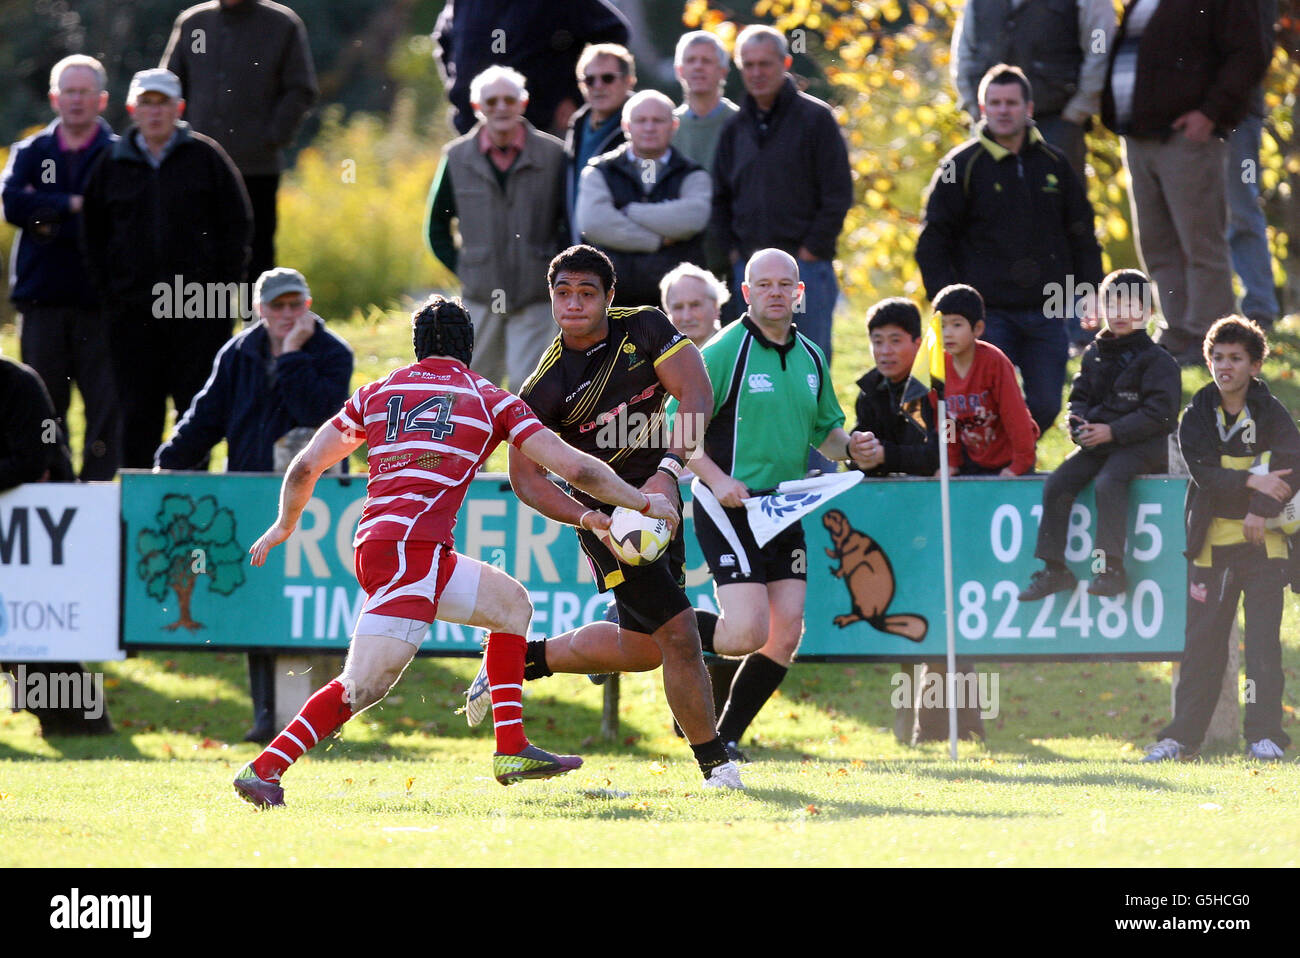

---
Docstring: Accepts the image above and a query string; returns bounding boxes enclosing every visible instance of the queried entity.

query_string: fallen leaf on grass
[805,805,820,815]
[648,762,667,775]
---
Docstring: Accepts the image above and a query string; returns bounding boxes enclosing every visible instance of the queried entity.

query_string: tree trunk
[167,574,203,631]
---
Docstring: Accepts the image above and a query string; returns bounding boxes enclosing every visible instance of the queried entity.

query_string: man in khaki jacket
[425,66,569,390]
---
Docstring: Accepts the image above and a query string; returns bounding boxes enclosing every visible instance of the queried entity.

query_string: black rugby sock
[691,736,729,776]
[717,652,788,745]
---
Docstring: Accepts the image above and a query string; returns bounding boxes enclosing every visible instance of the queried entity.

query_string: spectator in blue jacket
[154,267,352,744]
[1,55,119,480]
[153,267,352,473]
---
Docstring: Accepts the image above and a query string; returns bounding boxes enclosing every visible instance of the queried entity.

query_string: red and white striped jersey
[330,357,545,547]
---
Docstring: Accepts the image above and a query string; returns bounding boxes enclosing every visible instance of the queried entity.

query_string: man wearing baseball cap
[81,67,252,470]
[155,266,353,742]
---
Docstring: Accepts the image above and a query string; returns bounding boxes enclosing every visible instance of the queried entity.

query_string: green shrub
[277,93,454,321]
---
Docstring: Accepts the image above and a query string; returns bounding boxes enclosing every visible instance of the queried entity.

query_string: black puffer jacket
[1068,329,1181,446]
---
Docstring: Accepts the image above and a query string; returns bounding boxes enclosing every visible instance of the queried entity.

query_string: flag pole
[938,398,958,760]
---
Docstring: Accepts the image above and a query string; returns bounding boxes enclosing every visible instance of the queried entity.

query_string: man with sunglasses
[565,44,637,244]
[425,66,568,391]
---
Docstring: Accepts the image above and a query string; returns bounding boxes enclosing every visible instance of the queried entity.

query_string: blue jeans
[980,307,1067,436]
[732,256,839,473]
[1227,112,1280,324]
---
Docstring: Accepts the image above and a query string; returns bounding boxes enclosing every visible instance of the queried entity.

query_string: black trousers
[242,173,280,284]
[108,309,231,469]
[18,305,121,480]
[1159,546,1291,751]
[1034,438,1167,567]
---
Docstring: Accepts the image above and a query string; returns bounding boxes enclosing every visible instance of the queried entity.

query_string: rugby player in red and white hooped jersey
[231,296,677,807]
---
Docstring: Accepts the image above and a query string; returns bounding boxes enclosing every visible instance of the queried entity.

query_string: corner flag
[900,311,944,427]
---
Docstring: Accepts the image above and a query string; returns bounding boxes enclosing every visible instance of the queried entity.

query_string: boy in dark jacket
[850,297,940,477]
[1020,270,1180,600]
[1144,317,1300,762]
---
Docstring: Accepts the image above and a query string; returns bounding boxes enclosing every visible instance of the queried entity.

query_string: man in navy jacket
[154,268,352,473]
[1,55,119,479]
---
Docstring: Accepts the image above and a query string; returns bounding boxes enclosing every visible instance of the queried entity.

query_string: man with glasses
[565,43,637,244]
[425,66,567,390]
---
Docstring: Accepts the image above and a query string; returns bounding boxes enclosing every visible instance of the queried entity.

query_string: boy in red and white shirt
[231,297,676,806]
[933,284,1038,476]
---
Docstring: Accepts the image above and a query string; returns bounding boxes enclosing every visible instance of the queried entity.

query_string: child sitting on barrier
[932,284,1037,476]
[1144,316,1300,763]
[1019,269,1180,601]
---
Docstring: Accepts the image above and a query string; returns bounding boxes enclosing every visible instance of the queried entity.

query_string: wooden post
[894,662,915,744]
[273,655,336,729]
[601,674,620,741]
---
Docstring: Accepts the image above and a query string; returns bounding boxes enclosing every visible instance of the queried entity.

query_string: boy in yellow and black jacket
[1144,317,1300,762]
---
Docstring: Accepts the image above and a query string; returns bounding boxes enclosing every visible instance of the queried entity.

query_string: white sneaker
[463,657,490,727]
[1248,738,1285,760]
[703,760,745,790]
[1140,738,1184,763]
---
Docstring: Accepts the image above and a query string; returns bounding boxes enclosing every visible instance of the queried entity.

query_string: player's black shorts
[576,513,691,635]
[693,498,807,586]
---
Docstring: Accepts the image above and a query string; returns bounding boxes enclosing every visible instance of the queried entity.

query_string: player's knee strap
[353,614,431,647]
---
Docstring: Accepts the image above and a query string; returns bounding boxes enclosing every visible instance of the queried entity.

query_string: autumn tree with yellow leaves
[689,0,1300,314]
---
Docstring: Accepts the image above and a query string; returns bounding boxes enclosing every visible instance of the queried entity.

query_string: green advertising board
[121,472,1187,660]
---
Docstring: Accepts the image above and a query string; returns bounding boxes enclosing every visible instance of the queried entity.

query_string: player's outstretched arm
[512,430,677,529]
[249,422,364,567]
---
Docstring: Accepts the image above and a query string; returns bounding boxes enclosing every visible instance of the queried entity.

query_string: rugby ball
[1250,456,1300,534]
[1265,488,1300,535]
[607,507,671,565]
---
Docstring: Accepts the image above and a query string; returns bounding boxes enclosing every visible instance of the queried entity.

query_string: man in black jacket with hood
[1144,316,1300,763]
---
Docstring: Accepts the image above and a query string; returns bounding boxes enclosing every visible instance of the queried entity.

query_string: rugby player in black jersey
[467,244,743,789]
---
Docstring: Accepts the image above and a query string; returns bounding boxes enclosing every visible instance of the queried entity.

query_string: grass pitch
[3,649,1299,868]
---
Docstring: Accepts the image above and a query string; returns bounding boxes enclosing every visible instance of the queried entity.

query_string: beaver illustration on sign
[823,509,927,641]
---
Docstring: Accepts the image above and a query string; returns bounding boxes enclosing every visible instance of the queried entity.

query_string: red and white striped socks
[252,678,353,782]
[486,632,529,754]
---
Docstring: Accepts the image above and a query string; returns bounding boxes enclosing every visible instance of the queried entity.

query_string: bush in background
[277,92,453,321]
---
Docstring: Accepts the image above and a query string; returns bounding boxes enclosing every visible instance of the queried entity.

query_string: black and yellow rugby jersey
[520,305,689,508]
